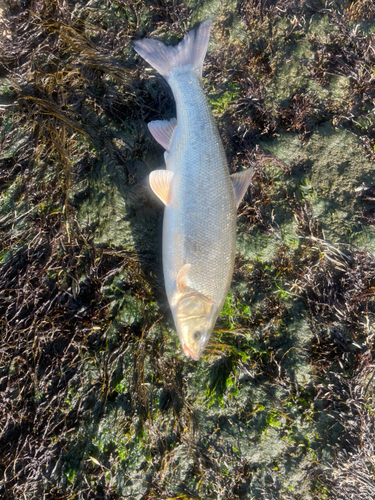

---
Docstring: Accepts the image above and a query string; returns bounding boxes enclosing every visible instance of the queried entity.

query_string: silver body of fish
[133,19,253,360]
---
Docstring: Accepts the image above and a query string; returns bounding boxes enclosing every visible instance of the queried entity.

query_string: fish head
[176,292,216,361]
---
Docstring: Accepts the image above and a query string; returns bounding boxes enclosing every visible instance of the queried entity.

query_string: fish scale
[165,68,236,304]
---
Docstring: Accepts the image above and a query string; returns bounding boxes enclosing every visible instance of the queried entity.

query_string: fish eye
[193,331,202,341]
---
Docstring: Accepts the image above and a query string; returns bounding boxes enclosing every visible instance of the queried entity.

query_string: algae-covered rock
[259,123,375,251]
[1,1,375,499]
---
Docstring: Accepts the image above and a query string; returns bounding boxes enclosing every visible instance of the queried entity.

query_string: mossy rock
[1,1,375,500]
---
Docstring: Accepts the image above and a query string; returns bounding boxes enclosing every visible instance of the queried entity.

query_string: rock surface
[1,1,375,499]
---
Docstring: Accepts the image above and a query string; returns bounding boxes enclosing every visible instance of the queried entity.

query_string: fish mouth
[183,343,200,361]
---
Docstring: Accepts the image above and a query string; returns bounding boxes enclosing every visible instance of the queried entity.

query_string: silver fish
[133,19,253,360]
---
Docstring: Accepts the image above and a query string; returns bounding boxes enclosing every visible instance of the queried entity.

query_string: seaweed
[1,0,375,499]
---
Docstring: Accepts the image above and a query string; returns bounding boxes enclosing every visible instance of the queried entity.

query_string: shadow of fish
[133,18,253,360]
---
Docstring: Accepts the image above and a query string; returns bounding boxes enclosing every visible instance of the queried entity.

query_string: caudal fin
[133,18,211,81]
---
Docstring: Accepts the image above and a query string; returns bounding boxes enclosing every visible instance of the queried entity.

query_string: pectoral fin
[176,264,191,293]
[148,118,177,151]
[149,170,174,205]
[231,168,254,208]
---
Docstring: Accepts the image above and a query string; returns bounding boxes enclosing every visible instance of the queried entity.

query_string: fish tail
[133,18,211,80]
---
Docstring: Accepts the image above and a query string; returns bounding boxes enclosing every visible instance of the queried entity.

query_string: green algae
[258,123,375,251]
[263,13,351,109]
[75,152,161,252]
[0,115,27,160]
[0,77,15,106]
[187,0,237,29]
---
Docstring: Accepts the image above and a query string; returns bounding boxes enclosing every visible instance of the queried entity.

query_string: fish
[133,18,253,360]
